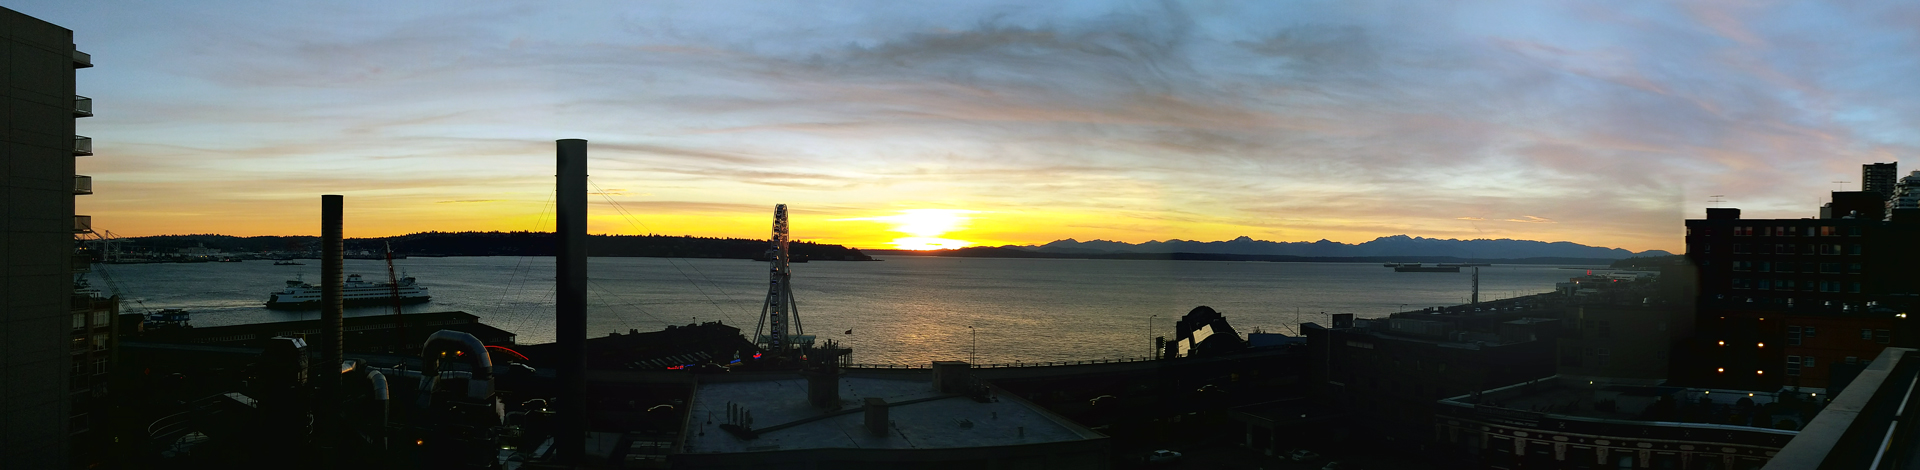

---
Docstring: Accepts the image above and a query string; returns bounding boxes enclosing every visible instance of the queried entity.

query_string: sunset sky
[20,1,1920,252]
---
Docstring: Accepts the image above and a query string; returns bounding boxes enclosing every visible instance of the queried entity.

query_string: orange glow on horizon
[836,209,981,250]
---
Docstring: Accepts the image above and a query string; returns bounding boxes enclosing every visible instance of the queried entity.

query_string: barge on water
[1393,263,1460,273]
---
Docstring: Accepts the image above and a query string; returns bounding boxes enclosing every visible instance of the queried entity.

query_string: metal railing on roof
[74,136,92,156]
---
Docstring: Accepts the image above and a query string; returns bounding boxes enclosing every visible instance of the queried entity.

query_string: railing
[74,136,92,156]
[73,175,92,195]
[843,356,1159,370]
[74,95,92,117]
[73,215,91,234]
[72,50,92,68]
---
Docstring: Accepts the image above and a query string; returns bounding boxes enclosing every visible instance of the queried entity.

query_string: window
[1732,261,1751,271]
[1849,244,1862,255]
[1806,327,1816,337]
[91,358,107,375]
[1850,226,1862,236]
[1787,356,1801,376]
[1847,356,1859,364]
[71,336,86,353]
[71,314,85,331]
[1757,279,1772,290]
[1849,282,1862,293]
[1733,244,1751,254]
[1805,357,1816,368]
[1821,226,1838,236]
[1805,244,1819,255]
[91,334,107,352]
[1877,329,1891,344]
[1821,281,1841,292]
[1598,321,1611,339]
[90,310,108,326]
[1777,262,1796,272]
[1733,278,1750,290]
[1757,261,1772,272]
[1597,348,1611,367]
[1864,329,1875,340]
[1848,263,1863,274]
[1735,226,1751,236]
[1788,326,1802,346]
[1821,263,1842,274]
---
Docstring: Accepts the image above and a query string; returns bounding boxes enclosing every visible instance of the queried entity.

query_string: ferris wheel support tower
[754,204,812,355]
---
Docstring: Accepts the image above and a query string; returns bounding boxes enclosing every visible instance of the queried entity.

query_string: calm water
[92,256,1605,365]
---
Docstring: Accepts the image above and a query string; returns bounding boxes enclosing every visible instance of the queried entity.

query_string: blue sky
[20,0,1920,251]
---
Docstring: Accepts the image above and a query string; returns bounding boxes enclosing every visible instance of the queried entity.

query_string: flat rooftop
[682,374,1102,454]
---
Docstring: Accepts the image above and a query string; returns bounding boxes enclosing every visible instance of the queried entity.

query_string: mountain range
[1017,235,1671,260]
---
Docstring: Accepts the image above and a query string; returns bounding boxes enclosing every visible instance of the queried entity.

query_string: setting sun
[842,209,978,250]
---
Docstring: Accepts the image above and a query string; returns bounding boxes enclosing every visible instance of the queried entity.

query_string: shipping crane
[752,204,813,357]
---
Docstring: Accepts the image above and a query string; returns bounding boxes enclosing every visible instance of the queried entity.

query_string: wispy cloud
[24,0,1914,251]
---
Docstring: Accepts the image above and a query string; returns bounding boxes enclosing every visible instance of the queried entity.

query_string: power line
[587,178,744,326]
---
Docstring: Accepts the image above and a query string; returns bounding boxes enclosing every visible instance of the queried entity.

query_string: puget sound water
[93,256,1608,365]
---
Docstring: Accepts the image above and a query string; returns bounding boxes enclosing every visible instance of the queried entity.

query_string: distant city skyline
[25,1,1920,252]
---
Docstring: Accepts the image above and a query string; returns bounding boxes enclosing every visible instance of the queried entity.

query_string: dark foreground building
[1436,376,1798,469]
[1304,312,1560,450]
[1681,199,1920,391]
[1,6,93,468]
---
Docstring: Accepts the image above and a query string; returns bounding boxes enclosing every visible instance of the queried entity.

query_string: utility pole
[1471,267,1480,305]
[968,325,977,364]
[1148,314,1157,357]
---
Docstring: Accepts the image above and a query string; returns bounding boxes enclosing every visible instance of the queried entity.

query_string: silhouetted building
[676,362,1109,469]
[1,7,92,468]
[1303,313,1558,449]
[1890,170,1920,218]
[1821,191,1886,221]
[1554,302,1694,384]
[1863,162,1898,200]
[1682,194,1920,390]
[1436,376,1798,469]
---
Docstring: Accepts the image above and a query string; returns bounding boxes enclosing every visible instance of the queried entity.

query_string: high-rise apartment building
[1679,191,1920,391]
[1890,171,1920,218]
[1864,162,1899,200]
[2,7,92,469]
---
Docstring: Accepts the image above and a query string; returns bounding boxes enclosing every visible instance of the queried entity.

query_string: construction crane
[752,204,812,357]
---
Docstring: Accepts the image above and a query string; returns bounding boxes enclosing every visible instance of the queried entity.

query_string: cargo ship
[1393,263,1460,273]
[264,273,430,309]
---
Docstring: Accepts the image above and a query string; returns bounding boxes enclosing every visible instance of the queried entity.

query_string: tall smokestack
[555,140,588,463]
[319,194,344,453]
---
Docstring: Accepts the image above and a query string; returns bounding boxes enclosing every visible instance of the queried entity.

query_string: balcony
[73,175,92,195]
[72,49,91,69]
[73,215,92,234]
[74,95,92,118]
[74,136,92,156]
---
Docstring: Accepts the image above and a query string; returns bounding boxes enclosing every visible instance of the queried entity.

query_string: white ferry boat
[265,273,430,309]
